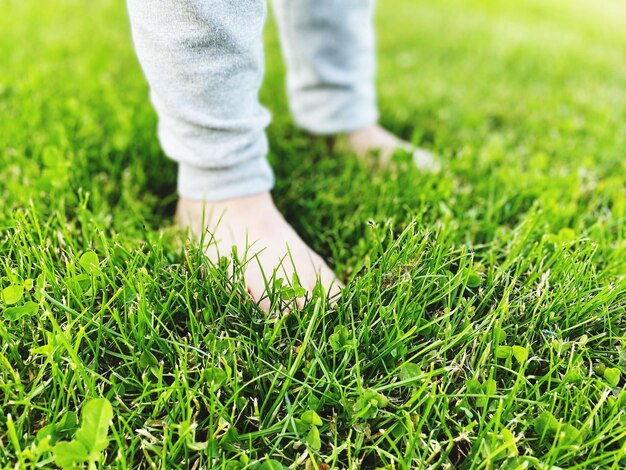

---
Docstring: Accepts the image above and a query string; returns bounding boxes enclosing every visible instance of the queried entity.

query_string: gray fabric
[127,0,378,201]
[272,0,378,134]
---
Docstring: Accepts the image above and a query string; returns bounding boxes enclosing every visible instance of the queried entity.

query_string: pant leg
[271,0,379,135]
[127,0,274,201]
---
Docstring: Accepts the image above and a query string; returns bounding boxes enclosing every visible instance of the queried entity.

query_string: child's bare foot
[343,124,441,172]
[176,192,341,312]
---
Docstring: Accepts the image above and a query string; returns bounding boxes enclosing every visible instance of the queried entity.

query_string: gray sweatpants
[127,0,378,201]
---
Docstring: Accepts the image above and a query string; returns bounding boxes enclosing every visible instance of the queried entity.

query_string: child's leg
[272,0,440,170]
[271,0,378,135]
[127,0,273,201]
[127,0,339,311]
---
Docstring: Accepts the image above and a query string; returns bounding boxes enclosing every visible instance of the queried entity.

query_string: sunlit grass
[1,0,625,467]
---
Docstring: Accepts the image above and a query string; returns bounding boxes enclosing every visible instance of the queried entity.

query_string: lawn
[1,0,626,468]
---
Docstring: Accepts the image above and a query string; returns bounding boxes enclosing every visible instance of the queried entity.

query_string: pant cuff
[291,90,379,136]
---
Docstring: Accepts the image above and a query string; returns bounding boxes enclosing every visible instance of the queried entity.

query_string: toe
[306,253,343,302]
[413,148,441,173]
[257,295,273,314]
[244,266,273,313]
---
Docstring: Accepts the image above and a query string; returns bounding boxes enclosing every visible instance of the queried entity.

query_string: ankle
[178,191,273,211]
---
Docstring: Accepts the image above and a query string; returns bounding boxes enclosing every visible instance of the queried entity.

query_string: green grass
[1,0,626,467]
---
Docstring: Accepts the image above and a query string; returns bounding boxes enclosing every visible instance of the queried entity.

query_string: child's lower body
[127,0,438,311]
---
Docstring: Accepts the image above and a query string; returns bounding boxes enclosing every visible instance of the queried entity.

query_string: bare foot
[176,192,341,312]
[343,124,441,172]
